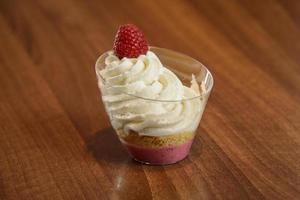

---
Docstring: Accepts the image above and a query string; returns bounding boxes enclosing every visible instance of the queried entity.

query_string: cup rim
[95,46,214,102]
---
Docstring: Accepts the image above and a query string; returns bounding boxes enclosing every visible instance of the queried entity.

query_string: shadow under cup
[96,47,214,165]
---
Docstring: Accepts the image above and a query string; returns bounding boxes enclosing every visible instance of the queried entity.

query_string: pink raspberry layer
[123,139,193,165]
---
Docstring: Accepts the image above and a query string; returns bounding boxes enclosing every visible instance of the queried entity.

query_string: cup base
[122,139,193,165]
[132,155,189,166]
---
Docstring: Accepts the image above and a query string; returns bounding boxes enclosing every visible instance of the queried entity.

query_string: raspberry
[113,24,148,59]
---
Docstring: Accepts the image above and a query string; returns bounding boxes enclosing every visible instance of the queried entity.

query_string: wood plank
[0,0,299,199]
[0,16,114,200]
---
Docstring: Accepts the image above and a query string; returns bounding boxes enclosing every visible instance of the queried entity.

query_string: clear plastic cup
[95,47,213,165]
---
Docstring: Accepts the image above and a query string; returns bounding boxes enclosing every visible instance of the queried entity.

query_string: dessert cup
[96,47,213,165]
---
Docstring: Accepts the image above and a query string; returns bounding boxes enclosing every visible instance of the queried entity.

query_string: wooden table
[1,0,300,199]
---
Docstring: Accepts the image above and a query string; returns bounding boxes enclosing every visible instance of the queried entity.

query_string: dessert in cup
[95,24,213,165]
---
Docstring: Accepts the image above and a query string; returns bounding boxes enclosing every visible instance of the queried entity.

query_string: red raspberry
[113,24,148,59]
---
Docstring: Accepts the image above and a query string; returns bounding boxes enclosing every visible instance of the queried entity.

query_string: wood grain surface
[0,0,300,199]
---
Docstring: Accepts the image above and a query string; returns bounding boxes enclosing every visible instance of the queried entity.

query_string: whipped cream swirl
[96,51,205,136]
